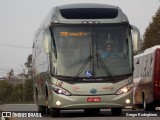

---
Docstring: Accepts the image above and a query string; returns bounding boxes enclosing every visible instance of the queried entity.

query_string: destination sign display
[60,32,88,36]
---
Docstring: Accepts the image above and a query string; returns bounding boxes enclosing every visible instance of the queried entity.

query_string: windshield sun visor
[59,8,118,19]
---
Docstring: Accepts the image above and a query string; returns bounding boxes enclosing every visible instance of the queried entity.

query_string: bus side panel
[153,49,160,101]
[133,53,154,105]
[32,27,50,107]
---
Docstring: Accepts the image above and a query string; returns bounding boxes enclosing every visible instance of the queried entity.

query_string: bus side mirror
[43,28,51,53]
[131,25,140,54]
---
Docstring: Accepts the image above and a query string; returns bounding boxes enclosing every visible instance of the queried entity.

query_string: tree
[141,7,160,51]
[7,69,15,80]
[24,54,32,78]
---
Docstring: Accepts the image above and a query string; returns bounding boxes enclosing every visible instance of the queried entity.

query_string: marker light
[88,21,93,24]
[126,99,130,104]
[94,21,100,24]
[115,83,133,95]
[56,101,61,106]
[51,84,71,96]
[82,21,87,24]
[53,20,59,23]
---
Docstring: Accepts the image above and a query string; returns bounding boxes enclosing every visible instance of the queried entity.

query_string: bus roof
[134,45,160,58]
[40,3,129,26]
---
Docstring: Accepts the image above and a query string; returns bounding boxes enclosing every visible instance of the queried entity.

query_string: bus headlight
[51,85,71,96]
[115,83,133,95]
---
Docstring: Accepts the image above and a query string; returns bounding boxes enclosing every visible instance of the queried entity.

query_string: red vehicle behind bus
[133,45,160,111]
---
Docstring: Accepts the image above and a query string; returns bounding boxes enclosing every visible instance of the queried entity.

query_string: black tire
[132,104,137,110]
[145,102,155,111]
[35,89,38,104]
[142,91,155,111]
[46,108,50,115]
[50,108,60,117]
[38,105,46,115]
[143,99,146,110]
[45,88,50,115]
[111,107,122,116]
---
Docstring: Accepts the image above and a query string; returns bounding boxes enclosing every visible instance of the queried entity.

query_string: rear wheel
[50,108,60,117]
[111,107,122,116]
[35,89,38,104]
[45,88,50,115]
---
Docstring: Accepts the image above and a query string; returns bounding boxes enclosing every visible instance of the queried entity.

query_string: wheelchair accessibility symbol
[85,70,93,78]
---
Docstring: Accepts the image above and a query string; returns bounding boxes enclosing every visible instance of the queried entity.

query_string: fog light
[56,101,61,106]
[126,99,130,104]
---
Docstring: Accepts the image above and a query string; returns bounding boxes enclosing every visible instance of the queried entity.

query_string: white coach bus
[32,3,140,117]
[133,45,160,111]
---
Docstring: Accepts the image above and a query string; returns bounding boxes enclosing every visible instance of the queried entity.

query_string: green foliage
[0,79,33,104]
[12,84,23,102]
[24,79,33,102]
[141,7,160,51]
[0,81,13,103]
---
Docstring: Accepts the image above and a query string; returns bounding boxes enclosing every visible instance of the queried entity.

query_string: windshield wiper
[94,36,114,81]
[97,53,114,81]
[74,55,92,81]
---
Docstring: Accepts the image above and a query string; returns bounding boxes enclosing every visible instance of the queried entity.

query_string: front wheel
[142,91,155,111]
[144,102,156,111]
[38,105,46,115]
[111,107,122,116]
[50,108,60,117]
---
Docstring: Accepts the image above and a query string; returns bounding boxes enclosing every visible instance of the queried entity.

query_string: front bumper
[48,89,133,109]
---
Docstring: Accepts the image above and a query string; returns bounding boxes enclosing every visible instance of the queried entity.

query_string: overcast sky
[0,0,159,77]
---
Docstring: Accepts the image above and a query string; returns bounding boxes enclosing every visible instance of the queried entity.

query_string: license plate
[87,97,101,102]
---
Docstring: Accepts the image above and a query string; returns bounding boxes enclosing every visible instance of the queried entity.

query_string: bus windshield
[52,24,132,78]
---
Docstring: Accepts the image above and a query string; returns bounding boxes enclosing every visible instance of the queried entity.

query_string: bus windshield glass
[52,24,132,78]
